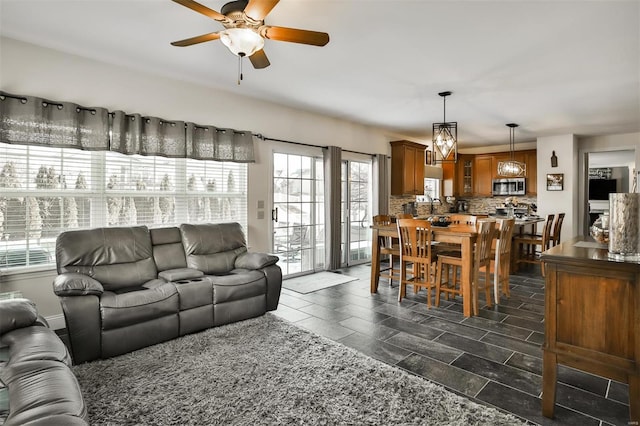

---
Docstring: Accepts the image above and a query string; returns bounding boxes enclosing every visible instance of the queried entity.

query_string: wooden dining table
[370,216,545,317]
[370,222,478,317]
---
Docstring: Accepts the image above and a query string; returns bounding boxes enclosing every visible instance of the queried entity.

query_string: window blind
[0,142,247,270]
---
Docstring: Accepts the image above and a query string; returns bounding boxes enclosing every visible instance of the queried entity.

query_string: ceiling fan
[171,0,330,75]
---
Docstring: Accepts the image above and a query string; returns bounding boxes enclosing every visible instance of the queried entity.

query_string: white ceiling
[1,0,639,149]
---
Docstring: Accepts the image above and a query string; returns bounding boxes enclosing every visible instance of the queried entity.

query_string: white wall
[0,37,393,320]
[536,134,579,241]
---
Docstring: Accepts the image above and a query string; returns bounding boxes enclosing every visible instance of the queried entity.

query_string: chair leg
[444,265,450,300]
[398,260,406,302]
[472,271,479,317]
[494,253,500,305]
[435,259,443,307]
[484,267,492,308]
[501,258,511,298]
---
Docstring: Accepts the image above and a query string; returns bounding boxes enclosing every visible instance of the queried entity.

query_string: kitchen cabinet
[473,155,493,196]
[456,154,473,197]
[492,153,510,180]
[390,140,426,195]
[486,149,537,195]
[442,161,455,197]
[524,150,537,195]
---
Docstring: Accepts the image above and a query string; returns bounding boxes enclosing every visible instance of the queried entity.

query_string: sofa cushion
[100,280,179,330]
[0,360,87,425]
[210,270,266,304]
[0,299,37,335]
[0,327,71,366]
[151,227,188,272]
[180,223,248,274]
[56,226,157,291]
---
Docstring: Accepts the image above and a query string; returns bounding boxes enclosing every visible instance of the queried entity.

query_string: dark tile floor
[272,263,632,426]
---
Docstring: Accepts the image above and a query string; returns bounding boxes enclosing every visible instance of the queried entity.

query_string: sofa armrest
[235,252,279,270]
[0,298,38,335]
[158,268,204,282]
[53,273,104,297]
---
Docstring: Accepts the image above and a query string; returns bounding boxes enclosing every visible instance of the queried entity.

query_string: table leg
[461,237,473,317]
[542,350,558,418]
[370,227,380,293]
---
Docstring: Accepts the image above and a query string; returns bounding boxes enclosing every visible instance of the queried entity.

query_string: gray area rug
[282,271,357,293]
[72,314,526,425]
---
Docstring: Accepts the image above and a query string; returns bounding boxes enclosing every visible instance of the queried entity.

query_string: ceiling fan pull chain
[237,55,243,85]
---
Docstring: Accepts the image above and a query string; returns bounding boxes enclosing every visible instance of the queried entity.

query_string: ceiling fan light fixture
[432,91,457,162]
[497,123,526,177]
[220,28,264,57]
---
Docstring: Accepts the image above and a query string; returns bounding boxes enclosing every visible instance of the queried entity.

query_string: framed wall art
[546,173,564,191]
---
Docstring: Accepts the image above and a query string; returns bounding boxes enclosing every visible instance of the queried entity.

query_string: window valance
[0,92,255,162]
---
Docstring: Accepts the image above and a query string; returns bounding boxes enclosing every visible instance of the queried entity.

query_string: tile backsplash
[390,195,538,217]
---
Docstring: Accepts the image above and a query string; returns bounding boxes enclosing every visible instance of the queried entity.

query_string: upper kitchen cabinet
[473,155,493,196]
[390,140,426,195]
[456,154,473,197]
[442,161,455,197]
[524,150,537,195]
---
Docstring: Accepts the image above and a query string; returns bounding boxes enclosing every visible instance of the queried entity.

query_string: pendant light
[432,91,457,162]
[497,123,526,177]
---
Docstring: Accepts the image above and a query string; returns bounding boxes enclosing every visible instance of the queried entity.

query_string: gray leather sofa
[0,298,88,425]
[53,222,281,364]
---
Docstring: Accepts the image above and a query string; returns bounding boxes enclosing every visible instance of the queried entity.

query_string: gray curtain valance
[0,92,255,162]
[0,93,109,150]
[111,111,187,158]
[186,123,254,163]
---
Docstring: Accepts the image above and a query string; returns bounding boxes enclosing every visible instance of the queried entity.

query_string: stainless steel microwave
[492,178,526,196]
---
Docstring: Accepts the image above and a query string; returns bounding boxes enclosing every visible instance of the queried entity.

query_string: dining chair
[448,214,478,226]
[373,214,400,285]
[396,213,414,219]
[514,214,554,276]
[435,219,496,315]
[550,213,565,247]
[396,218,437,306]
[491,218,516,304]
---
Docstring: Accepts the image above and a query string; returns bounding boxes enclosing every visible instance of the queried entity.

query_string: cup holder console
[175,278,204,284]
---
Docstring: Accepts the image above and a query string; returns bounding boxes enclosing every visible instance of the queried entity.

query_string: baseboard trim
[46,314,65,331]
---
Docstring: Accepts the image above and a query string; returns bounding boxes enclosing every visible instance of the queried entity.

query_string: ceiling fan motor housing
[221,0,248,15]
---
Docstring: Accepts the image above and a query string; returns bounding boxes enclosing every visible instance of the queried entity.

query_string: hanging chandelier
[432,91,457,162]
[497,123,526,177]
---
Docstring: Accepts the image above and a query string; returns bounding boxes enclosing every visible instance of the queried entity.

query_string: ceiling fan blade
[244,0,279,21]
[171,32,221,47]
[249,49,270,69]
[172,0,227,22]
[262,26,329,46]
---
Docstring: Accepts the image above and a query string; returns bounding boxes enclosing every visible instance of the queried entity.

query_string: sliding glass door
[272,153,324,277]
[341,159,372,266]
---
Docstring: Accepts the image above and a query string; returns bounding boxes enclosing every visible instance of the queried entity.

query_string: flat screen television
[588,179,617,200]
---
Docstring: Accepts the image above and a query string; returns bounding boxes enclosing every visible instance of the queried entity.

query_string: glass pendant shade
[498,123,526,177]
[220,28,264,57]
[433,124,456,160]
[497,160,526,177]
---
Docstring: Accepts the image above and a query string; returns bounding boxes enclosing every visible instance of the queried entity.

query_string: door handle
[272,207,278,222]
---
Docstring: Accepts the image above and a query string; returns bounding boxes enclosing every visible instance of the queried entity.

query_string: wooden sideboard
[541,237,639,423]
